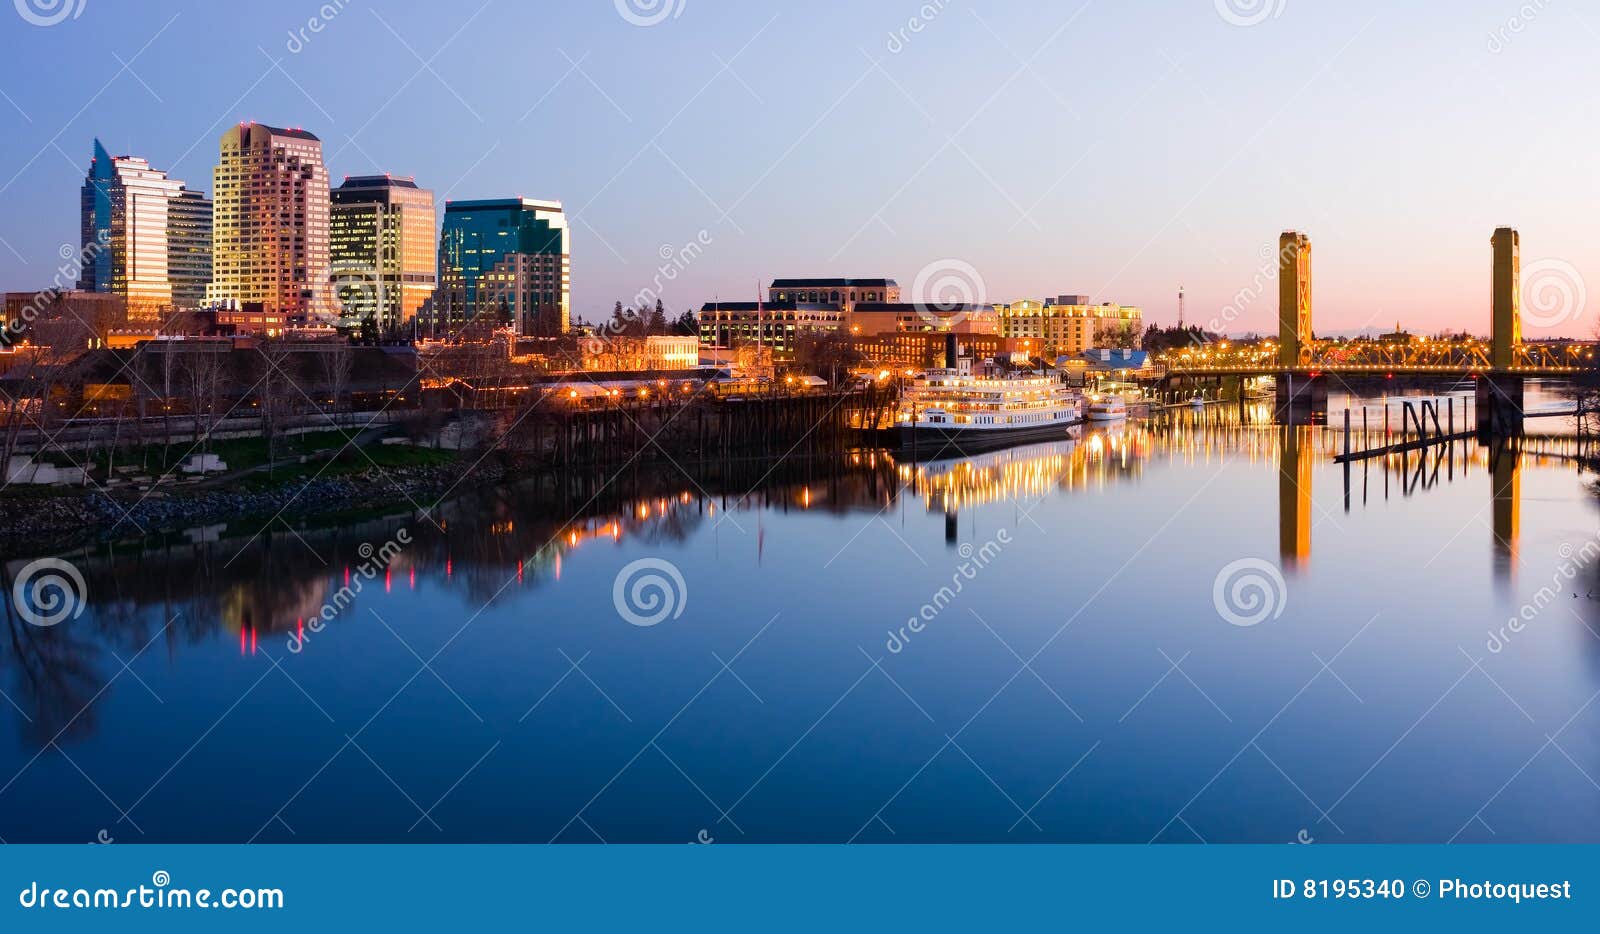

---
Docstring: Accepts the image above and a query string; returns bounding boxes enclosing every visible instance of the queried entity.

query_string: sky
[0,0,1595,337]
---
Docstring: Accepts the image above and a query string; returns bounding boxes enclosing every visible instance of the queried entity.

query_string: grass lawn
[36,430,459,493]
[232,436,456,490]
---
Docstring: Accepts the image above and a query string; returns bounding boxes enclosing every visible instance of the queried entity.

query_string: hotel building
[205,123,331,327]
[995,296,1142,357]
[435,198,570,336]
[78,139,183,319]
[330,175,437,331]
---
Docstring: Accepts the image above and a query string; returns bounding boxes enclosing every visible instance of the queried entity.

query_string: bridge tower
[1490,227,1521,370]
[1479,228,1526,433]
[1277,231,1312,368]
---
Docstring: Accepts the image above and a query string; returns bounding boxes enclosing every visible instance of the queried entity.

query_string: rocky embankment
[0,460,507,557]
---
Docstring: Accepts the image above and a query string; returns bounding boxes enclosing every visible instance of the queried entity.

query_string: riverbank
[0,457,508,558]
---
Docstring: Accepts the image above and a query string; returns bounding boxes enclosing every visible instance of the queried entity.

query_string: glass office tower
[435,198,569,336]
[330,175,436,332]
[166,186,212,310]
[78,138,182,319]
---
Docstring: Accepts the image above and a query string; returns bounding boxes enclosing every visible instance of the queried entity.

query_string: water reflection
[5,403,1592,753]
[3,398,1600,842]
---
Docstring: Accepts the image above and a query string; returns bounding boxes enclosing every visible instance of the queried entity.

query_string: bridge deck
[1160,365,1589,378]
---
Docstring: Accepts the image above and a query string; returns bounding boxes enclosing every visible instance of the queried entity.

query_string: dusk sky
[0,0,1594,336]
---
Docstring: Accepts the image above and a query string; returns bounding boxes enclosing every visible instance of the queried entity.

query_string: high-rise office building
[435,198,569,336]
[205,123,331,327]
[329,175,436,332]
[166,186,212,310]
[78,138,182,319]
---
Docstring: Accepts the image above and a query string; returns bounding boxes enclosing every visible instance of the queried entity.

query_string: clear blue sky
[0,0,1594,336]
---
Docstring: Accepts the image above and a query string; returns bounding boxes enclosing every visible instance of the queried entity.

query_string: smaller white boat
[1087,394,1127,421]
[1189,396,1206,408]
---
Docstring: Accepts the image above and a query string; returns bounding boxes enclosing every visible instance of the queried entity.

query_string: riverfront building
[852,331,1015,371]
[434,198,570,337]
[204,123,332,327]
[698,301,845,360]
[77,139,185,319]
[995,297,1142,358]
[768,278,899,317]
[330,175,437,331]
[849,302,998,336]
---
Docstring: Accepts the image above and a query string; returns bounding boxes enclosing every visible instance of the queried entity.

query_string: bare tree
[257,338,298,478]
[318,342,354,429]
[179,347,225,465]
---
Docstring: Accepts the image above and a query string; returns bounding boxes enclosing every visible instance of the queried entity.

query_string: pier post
[1475,375,1525,436]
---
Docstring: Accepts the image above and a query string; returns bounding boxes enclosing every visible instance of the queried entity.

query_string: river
[1,383,1597,842]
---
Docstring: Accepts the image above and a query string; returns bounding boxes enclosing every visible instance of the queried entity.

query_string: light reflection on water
[1,388,1599,842]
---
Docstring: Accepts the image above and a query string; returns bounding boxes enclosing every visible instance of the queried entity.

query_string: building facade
[205,123,331,327]
[850,331,1015,371]
[330,175,436,332]
[698,301,845,360]
[995,298,1142,357]
[768,278,898,317]
[166,186,212,310]
[78,139,183,319]
[848,302,998,337]
[435,198,570,337]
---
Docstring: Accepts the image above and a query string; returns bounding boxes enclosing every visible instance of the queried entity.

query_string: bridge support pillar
[1476,375,1524,436]
[1274,372,1327,424]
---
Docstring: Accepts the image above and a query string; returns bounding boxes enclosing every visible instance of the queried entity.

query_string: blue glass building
[435,198,569,336]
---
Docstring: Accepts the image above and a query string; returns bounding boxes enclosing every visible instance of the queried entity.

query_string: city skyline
[0,1,1596,337]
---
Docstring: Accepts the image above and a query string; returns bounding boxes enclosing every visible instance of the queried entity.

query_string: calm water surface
[3,385,1599,843]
